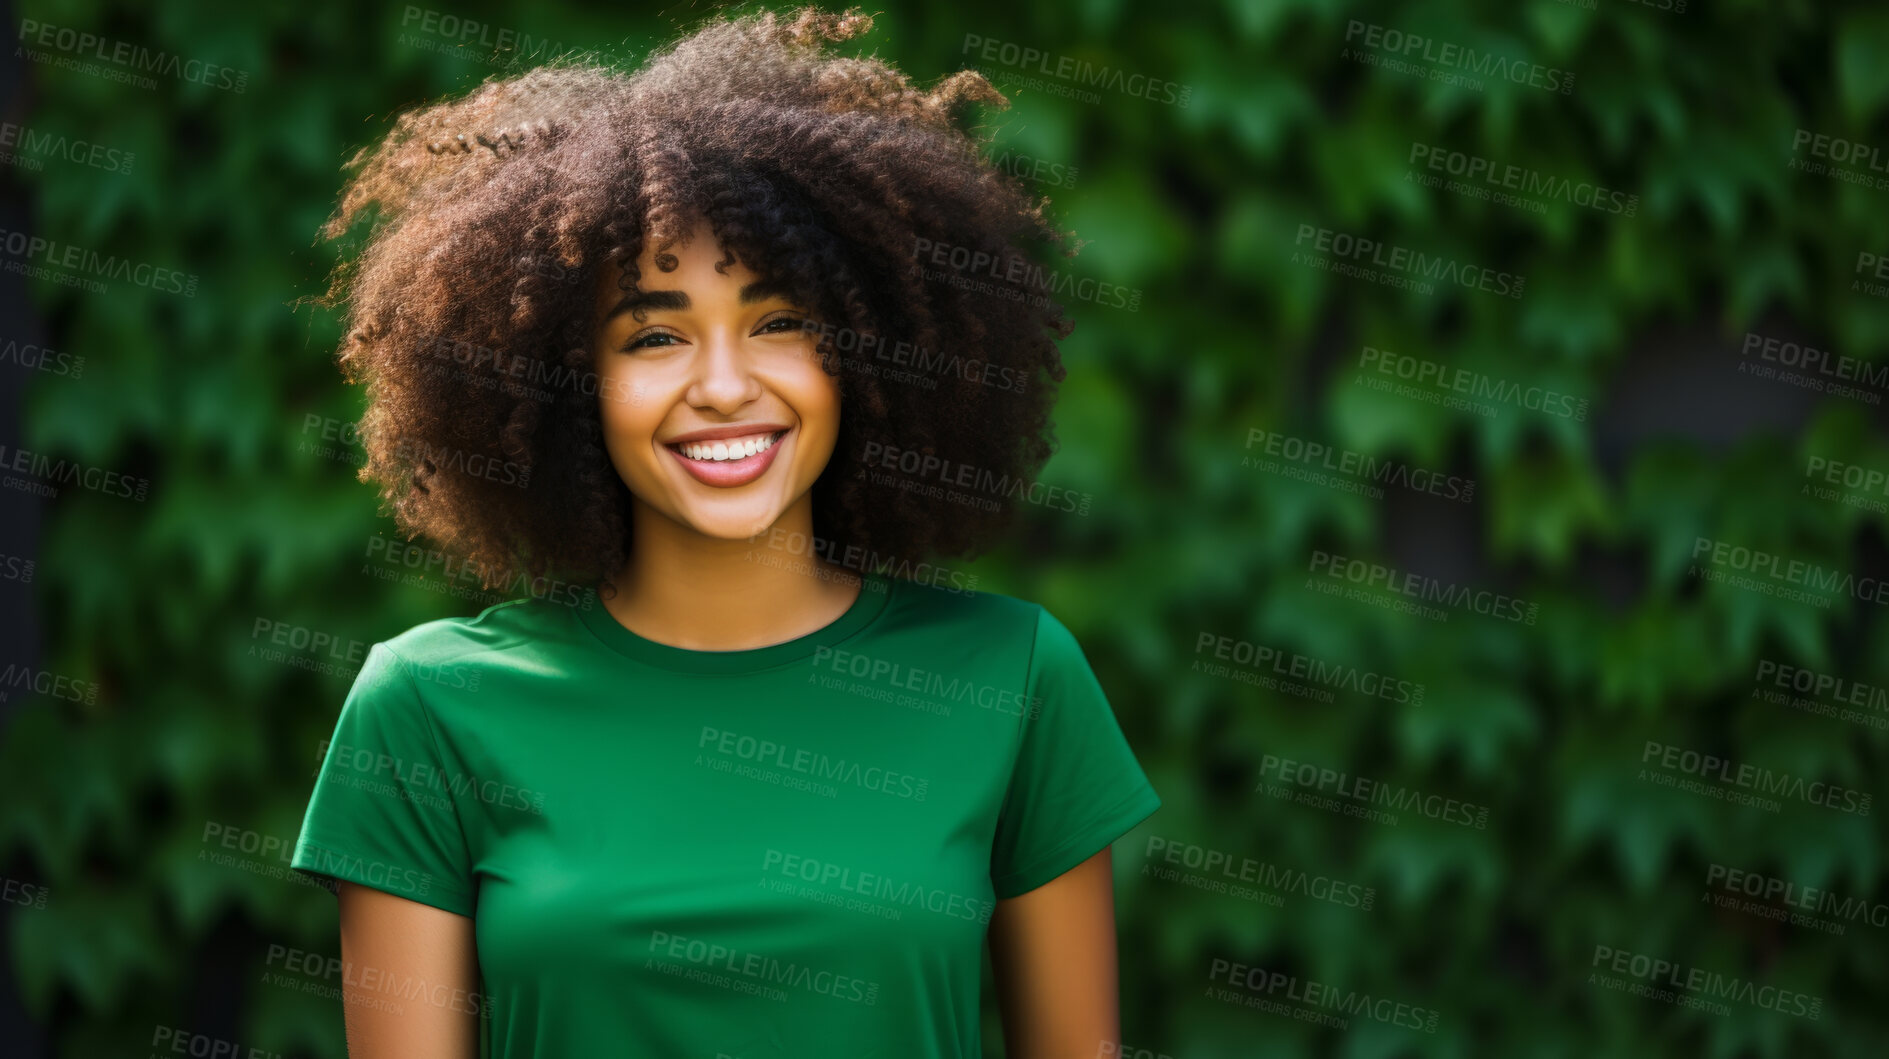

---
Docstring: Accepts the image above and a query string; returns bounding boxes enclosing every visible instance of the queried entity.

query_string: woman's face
[590,217,842,542]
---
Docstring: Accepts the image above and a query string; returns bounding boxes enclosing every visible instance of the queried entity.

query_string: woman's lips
[665,428,789,487]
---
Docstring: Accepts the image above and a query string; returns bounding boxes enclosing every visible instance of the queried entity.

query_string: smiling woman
[288,6,1161,1058]
[308,7,1079,600]
[590,223,842,543]
[586,220,865,650]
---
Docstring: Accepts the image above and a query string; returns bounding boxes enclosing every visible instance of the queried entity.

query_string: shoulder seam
[384,600,556,668]
[992,603,1046,826]
[376,642,473,866]
[470,596,541,623]
[1022,602,1047,732]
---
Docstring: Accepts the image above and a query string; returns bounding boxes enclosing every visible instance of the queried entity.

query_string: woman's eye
[624,332,680,351]
[619,318,802,351]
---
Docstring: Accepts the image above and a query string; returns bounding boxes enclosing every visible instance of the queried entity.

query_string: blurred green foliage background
[4,0,1889,1055]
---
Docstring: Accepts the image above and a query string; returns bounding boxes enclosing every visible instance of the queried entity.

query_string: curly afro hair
[312,5,1085,599]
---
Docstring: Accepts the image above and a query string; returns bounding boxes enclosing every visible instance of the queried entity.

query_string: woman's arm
[987,847,1123,1059]
[336,881,481,1058]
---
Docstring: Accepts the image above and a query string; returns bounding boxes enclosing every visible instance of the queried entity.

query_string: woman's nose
[687,330,764,409]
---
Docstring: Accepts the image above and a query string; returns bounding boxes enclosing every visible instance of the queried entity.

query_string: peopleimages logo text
[1343,20,1574,94]
[1309,549,1539,624]
[1195,633,1425,704]
[959,34,1191,107]
[1407,142,1635,215]
[0,227,196,295]
[1591,945,1822,1020]
[1295,224,1524,298]
[1258,755,1488,828]
[16,19,250,92]
[1707,863,1889,929]
[1691,536,1889,606]
[1641,740,1871,816]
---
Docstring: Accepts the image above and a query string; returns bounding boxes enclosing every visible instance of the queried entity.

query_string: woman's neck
[602,497,864,651]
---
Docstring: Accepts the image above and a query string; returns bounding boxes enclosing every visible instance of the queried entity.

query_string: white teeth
[677,431,782,462]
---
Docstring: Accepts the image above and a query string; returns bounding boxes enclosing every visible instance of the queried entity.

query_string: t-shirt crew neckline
[576,572,896,674]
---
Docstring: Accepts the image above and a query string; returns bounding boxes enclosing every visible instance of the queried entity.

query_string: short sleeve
[290,642,476,916]
[990,607,1162,899]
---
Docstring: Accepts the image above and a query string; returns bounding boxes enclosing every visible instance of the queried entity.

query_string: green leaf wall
[4,0,1887,1055]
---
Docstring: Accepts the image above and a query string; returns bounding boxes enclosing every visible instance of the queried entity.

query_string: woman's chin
[681,504,790,544]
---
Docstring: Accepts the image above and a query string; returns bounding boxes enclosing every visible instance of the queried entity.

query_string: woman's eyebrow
[737,279,794,305]
[604,280,794,321]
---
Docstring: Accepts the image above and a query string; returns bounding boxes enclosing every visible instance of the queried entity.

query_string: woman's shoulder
[374,590,590,671]
[886,573,1047,634]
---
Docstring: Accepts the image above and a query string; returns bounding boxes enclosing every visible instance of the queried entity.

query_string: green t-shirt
[290,571,1161,1057]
